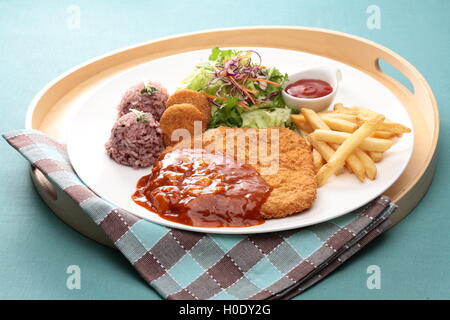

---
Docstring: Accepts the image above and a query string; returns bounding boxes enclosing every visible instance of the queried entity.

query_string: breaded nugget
[167,89,211,122]
[159,103,205,146]
[171,127,317,218]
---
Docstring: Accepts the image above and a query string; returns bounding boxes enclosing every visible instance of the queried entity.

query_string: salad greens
[182,47,295,129]
[241,108,293,129]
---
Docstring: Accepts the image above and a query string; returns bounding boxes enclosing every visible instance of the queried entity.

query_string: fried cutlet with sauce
[170,127,317,218]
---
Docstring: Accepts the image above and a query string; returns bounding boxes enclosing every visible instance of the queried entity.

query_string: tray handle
[32,166,57,200]
[362,44,438,134]
[375,58,415,95]
[369,49,427,99]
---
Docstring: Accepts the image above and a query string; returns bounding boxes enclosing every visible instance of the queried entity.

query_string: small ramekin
[282,66,342,112]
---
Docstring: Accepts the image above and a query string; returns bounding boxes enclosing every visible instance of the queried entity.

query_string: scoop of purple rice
[105,112,164,168]
[117,81,168,121]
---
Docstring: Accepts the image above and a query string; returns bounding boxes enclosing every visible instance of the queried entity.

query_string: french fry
[377,122,410,135]
[291,114,313,133]
[369,151,383,162]
[312,148,323,171]
[356,117,411,134]
[301,108,329,130]
[302,108,365,181]
[334,105,382,121]
[335,105,380,118]
[332,109,410,135]
[351,106,380,117]
[320,116,358,133]
[300,129,324,171]
[306,135,344,175]
[329,144,365,181]
[333,104,356,114]
[316,115,384,186]
[333,105,410,134]
[322,112,358,122]
[354,148,377,180]
[292,114,305,122]
[307,135,334,161]
[310,129,394,152]
[308,103,411,184]
[300,130,311,146]
[372,130,396,139]
[297,125,324,173]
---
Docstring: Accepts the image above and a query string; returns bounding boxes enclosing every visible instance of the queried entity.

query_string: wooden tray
[26,27,439,247]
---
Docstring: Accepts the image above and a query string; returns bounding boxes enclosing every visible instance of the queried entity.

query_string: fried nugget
[167,89,211,122]
[159,103,205,146]
[170,127,317,218]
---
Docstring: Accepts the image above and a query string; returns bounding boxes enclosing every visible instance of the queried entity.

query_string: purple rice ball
[105,111,165,168]
[117,81,168,121]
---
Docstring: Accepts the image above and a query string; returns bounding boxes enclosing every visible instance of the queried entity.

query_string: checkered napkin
[3,129,397,300]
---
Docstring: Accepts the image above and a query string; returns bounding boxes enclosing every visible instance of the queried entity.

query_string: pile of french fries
[291,103,411,187]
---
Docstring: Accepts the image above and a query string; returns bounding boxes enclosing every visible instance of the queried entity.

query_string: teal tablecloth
[0,0,448,299]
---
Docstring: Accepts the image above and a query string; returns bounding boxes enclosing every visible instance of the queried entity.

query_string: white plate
[67,47,414,234]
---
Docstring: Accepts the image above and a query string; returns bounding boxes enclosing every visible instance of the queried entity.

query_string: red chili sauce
[285,79,333,99]
[132,149,272,227]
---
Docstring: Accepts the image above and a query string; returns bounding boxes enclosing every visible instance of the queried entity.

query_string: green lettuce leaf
[241,107,293,129]
[209,47,241,63]
[181,62,214,91]
[208,97,243,128]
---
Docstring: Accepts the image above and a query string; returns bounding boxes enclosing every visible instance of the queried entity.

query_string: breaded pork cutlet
[166,89,211,122]
[171,127,317,218]
[159,103,205,146]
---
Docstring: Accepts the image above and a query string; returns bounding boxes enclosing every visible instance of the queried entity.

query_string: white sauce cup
[282,66,342,112]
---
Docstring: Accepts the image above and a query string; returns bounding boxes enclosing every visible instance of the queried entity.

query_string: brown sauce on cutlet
[132,148,271,227]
